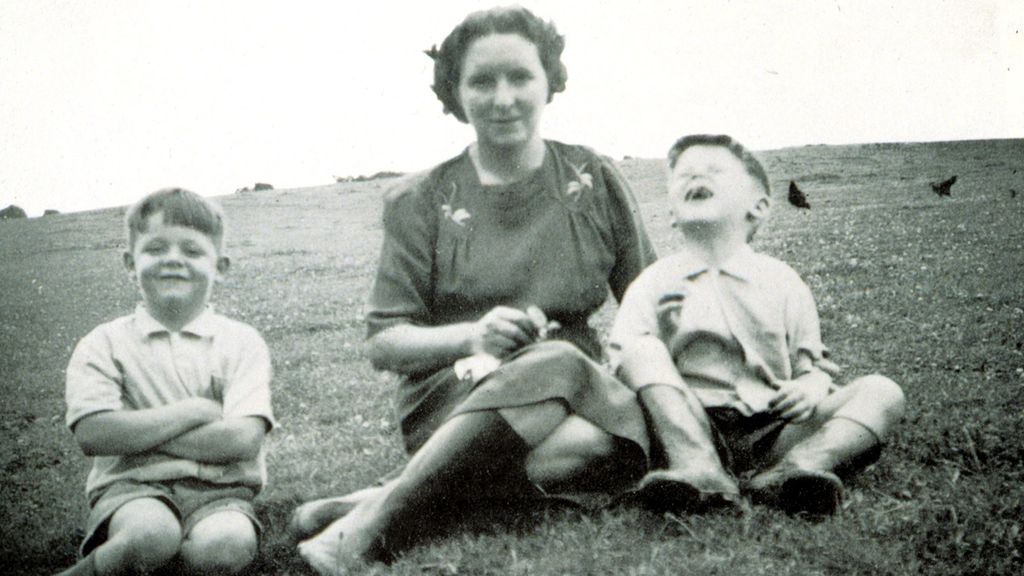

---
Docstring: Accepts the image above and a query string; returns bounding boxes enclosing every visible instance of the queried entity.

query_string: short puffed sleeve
[65,326,124,430]
[599,157,656,302]
[366,172,439,338]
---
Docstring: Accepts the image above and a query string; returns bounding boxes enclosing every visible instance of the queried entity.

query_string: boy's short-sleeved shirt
[65,304,275,501]
[609,244,826,415]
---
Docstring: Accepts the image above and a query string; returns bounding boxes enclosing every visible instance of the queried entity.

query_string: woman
[296,7,655,572]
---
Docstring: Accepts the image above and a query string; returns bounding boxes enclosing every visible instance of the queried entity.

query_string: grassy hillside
[1,139,1022,575]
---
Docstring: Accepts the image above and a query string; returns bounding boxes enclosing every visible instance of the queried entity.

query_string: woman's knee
[526,416,618,483]
[180,511,258,575]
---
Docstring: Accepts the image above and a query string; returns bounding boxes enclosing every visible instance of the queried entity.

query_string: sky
[1,0,1021,216]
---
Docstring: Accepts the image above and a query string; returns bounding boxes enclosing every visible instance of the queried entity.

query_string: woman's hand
[469,306,544,358]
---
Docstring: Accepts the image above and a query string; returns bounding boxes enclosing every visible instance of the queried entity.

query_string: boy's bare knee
[103,498,181,571]
[121,526,181,571]
[180,511,258,575]
[851,374,906,419]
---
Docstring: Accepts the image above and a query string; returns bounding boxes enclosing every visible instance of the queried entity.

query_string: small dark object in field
[930,175,957,196]
[44,209,60,216]
[335,171,405,183]
[1011,188,1018,198]
[788,181,811,209]
[254,182,274,191]
[1,204,27,220]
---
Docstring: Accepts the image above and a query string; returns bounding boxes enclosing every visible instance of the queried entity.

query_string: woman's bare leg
[298,404,569,574]
[287,486,384,543]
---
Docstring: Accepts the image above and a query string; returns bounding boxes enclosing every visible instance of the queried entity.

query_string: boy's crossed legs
[638,374,905,515]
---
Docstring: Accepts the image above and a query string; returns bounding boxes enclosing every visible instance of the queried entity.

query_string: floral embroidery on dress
[441,182,471,226]
[565,162,594,201]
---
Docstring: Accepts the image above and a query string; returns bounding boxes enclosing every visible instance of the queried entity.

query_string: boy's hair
[125,188,225,250]
[667,134,771,197]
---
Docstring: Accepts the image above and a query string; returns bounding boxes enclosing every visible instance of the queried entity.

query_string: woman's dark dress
[367,141,656,458]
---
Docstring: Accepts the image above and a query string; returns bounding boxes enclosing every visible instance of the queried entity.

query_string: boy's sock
[635,385,740,513]
[746,417,878,515]
[56,552,96,576]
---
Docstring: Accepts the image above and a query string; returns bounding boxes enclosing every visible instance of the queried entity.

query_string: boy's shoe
[744,463,844,516]
[633,470,742,514]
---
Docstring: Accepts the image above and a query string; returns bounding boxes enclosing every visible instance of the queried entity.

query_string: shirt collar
[717,244,758,282]
[133,303,217,338]
[673,244,758,282]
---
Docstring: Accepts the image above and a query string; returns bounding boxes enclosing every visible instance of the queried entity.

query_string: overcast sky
[1,0,1021,216]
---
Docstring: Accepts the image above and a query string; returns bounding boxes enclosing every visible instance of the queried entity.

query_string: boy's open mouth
[685,186,714,201]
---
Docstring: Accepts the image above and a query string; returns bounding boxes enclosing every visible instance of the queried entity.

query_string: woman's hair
[125,187,225,250]
[427,5,567,122]
[667,134,771,197]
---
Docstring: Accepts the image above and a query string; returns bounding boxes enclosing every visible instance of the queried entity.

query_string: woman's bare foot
[288,486,382,543]
[297,483,395,575]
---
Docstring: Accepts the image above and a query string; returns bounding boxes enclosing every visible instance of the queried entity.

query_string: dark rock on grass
[1,204,27,219]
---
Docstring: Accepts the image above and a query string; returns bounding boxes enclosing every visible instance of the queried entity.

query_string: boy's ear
[122,251,135,274]
[216,256,231,275]
[748,196,771,224]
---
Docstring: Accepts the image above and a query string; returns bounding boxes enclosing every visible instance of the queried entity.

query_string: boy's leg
[747,374,906,515]
[634,384,740,513]
[179,510,258,576]
[58,497,182,576]
[298,405,562,574]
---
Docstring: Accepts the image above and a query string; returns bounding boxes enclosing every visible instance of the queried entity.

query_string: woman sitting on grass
[293,5,656,572]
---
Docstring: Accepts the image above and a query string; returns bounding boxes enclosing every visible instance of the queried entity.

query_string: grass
[1,139,1022,575]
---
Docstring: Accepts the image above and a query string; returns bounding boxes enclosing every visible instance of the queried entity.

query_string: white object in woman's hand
[458,305,560,382]
[471,306,541,357]
[525,305,561,339]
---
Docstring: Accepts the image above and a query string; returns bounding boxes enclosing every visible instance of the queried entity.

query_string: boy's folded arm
[616,334,688,391]
[158,416,268,463]
[72,397,222,456]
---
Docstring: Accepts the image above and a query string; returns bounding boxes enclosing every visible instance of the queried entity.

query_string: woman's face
[457,33,549,152]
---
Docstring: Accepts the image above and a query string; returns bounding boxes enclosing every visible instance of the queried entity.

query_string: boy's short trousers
[705,407,788,475]
[81,478,261,556]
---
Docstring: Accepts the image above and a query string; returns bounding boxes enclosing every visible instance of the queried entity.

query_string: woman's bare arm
[368,306,543,375]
